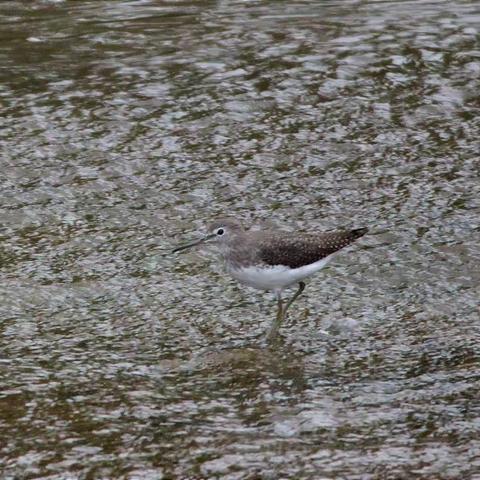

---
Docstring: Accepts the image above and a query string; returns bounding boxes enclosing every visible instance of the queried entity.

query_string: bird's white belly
[228,255,335,291]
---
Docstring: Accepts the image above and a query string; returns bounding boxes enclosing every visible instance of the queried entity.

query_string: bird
[172,217,368,342]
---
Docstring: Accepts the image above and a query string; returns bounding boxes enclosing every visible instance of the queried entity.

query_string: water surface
[1,0,479,478]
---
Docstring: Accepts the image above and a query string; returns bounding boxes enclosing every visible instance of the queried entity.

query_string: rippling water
[1,0,479,478]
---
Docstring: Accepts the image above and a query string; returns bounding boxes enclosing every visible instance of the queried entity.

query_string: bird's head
[172,218,244,253]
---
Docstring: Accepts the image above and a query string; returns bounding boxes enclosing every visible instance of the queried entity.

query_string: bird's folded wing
[258,229,367,269]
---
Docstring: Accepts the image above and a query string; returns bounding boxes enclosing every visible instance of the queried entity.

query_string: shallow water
[1,0,479,478]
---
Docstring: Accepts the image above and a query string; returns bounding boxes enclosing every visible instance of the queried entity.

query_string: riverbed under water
[1,1,479,478]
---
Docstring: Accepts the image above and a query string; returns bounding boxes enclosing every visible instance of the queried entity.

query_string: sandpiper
[172,218,367,342]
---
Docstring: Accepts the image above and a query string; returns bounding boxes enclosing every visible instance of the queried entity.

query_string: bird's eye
[216,228,224,236]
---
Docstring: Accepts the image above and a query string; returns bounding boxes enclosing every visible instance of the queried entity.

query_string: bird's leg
[267,290,284,342]
[283,281,306,318]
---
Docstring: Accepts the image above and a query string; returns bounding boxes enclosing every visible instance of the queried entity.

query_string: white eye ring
[216,228,225,236]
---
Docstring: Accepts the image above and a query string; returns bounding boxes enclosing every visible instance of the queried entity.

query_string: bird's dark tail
[351,227,368,239]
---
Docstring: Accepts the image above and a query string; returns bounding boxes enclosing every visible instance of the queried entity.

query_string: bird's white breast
[228,255,335,291]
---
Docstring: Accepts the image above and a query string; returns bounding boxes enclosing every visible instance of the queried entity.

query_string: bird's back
[255,228,368,269]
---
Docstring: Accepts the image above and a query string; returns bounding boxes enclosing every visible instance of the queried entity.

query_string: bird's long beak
[172,233,216,253]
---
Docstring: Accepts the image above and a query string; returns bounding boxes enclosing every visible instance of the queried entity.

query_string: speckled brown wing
[258,228,368,269]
